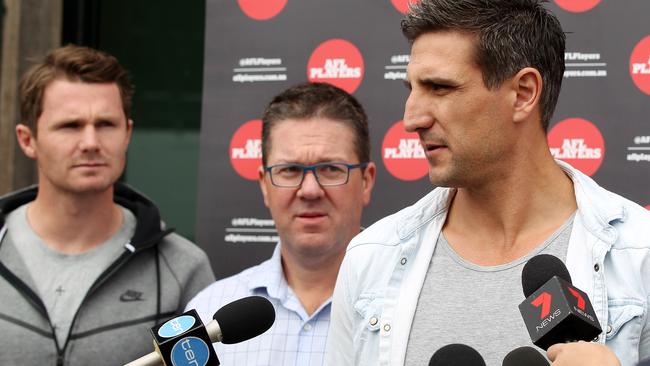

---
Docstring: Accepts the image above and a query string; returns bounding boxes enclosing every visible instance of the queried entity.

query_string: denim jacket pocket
[605,300,645,365]
[354,291,384,340]
[607,300,644,340]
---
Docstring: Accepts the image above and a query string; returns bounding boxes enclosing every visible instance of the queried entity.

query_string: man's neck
[27,185,123,254]
[281,246,345,316]
[443,151,577,266]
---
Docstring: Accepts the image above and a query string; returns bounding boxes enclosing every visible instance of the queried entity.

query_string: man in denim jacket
[325,1,649,365]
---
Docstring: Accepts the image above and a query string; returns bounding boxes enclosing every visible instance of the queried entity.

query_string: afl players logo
[548,118,605,177]
[382,120,428,181]
[308,39,365,93]
[554,0,601,13]
[230,119,263,181]
[237,0,287,20]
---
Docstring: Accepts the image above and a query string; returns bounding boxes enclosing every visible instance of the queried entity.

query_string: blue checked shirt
[186,244,331,366]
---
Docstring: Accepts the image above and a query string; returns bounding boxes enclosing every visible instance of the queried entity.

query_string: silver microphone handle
[123,351,161,366]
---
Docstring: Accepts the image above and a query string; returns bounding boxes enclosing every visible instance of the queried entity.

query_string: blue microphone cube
[150,309,220,366]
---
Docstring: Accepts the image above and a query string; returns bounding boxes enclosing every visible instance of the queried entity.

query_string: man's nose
[79,125,100,151]
[403,91,434,133]
[297,170,324,199]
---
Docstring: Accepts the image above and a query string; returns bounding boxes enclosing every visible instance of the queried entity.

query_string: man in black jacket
[0,45,214,365]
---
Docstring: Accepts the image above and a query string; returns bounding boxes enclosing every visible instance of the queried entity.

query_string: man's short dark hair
[19,44,133,133]
[401,0,565,131]
[261,82,370,165]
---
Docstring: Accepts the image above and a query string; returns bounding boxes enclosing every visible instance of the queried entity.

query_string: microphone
[639,358,650,366]
[429,344,486,366]
[502,346,549,366]
[125,296,275,366]
[518,254,601,350]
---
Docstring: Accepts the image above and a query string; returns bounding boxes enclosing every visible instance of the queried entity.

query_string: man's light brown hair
[19,44,133,134]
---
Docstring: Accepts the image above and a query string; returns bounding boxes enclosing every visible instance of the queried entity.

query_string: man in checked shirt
[186,82,376,365]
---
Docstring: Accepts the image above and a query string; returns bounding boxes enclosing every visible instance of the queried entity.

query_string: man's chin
[61,180,116,195]
[427,166,465,188]
[428,172,453,187]
[291,236,339,253]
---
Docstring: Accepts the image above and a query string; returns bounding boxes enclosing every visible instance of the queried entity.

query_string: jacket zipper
[0,225,64,362]
[59,248,136,361]
[0,216,170,365]
[0,234,136,365]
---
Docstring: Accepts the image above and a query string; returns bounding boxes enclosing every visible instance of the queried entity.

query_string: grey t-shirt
[404,213,575,366]
[6,204,135,346]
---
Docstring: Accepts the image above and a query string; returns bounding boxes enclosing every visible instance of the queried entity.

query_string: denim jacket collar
[394,160,626,245]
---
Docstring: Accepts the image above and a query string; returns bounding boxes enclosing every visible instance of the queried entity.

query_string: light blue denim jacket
[325,161,650,366]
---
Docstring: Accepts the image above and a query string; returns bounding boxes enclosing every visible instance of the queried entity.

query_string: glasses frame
[264,161,369,188]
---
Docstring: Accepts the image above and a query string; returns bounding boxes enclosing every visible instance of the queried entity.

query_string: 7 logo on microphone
[518,276,601,350]
[151,309,219,366]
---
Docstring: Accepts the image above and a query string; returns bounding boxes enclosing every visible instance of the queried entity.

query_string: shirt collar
[247,243,289,301]
[245,242,333,321]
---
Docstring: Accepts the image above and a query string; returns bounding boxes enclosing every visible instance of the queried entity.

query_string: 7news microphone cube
[518,276,602,350]
[150,309,220,366]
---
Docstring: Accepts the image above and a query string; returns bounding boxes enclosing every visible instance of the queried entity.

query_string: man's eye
[277,166,301,174]
[426,82,450,91]
[97,120,116,127]
[322,164,345,173]
[60,122,80,129]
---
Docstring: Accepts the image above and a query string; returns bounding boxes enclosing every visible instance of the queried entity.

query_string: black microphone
[502,346,549,366]
[125,296,276,366]
[639,358,650,366]
[429,344,486,366]
[518,254,602,350]
[210,294,276,344]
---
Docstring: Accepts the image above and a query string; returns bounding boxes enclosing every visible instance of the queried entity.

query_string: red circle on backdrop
[237,0,287,20]
[391,0,420,14]
[554,0,601,12]
[382,120,429,181]
[547,118,605,177]
[230,119,263,181]
[307,39,365,94]
[646,205,650,210]
[630,35,650,96]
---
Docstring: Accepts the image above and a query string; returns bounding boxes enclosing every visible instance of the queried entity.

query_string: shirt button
[594,263,600,272]
[369,317,378,326]
[606,325,613,334]
[383,324,391,332]
[400,257,407,265]
[303,323,312,332]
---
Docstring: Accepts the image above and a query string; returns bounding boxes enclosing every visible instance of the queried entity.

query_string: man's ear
[125,119,134,148]
[15,124,37,159]
[361,162,376,206]
[511,67,542,123]
[258,165,270,208]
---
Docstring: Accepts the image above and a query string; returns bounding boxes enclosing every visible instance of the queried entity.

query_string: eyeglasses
[264,161,368,188]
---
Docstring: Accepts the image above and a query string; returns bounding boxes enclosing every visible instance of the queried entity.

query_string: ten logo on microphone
[170,337,211,366]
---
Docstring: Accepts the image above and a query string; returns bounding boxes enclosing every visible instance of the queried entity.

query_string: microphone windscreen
[429,344,486,366]
[522,254,572,297]
[213,295,276,344]
[502,346,549,366]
